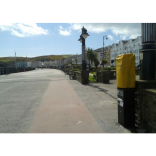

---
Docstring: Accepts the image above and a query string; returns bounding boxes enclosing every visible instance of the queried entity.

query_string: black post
[82,35,86,71]
[140,23,156,80]
[103,36,104,59]
[78,26,89,71]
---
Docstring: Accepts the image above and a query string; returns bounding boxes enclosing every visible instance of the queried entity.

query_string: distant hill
[0,55,73,64]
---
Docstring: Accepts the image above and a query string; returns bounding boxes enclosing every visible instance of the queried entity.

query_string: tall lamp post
[14,49,17,69]
[140,23,156,80]
[78,26,89,71]
[103,36,108,59]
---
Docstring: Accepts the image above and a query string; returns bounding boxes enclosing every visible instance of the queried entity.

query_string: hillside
[0,55,73,63]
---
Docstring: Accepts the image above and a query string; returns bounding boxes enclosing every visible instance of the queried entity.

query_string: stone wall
[109,70,116,80]
[142,89,156,132]
[0,68,35,75]
[74,71,89,84]
[96,71,110,83]
[135,80,156,132]
[74,71,81,83]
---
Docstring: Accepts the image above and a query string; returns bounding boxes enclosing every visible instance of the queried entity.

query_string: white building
[110,36,142,66]
[53,60,58,68]
[27,62,32,68]
[77,54,82,64]
[31,61,43,68]
[17,62,32,68]
[57,59,63,68]
[95,48,103,62]
[16,62,27,68]
[43,61,53,68]
[43,61,48,67]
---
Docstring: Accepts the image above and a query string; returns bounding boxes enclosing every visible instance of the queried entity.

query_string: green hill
[0,55,73,63]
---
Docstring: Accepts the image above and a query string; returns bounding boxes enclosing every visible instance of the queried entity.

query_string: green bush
[74,68,80,71]
[72,64,81,70]
[111,67,116,70]
[104,67,111,70]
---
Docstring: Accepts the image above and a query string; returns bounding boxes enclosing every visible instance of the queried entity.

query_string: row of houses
[16,36,142,69]
[94,36,141,67]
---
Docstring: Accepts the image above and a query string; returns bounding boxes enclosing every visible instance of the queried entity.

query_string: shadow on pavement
[86,83,117,100]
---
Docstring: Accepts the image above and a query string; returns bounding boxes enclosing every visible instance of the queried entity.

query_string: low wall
[109,70,116,80]
[74,71,81,83]
[0,68,35,75]
[96,70,110,83]
[135,80,156,132]
[142,89,156,132]
[74,71,89,84]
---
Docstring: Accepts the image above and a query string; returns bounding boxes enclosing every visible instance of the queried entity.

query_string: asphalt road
[0,69,52,133]
[0,69,130,133]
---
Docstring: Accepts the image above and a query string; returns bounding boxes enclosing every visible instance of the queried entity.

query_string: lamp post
[140,23,156,80]
[103,36,108,59]
[78,26,89,70]
[14,49,17,69]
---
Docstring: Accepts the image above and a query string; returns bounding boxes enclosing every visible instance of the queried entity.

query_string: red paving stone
[29,78,103,133]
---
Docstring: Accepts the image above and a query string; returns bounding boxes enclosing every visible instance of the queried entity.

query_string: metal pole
[82,37,86,71]
[103,36,104,59]
[140,23,156,80]
[14,49,17,69]
[26,55,27,69]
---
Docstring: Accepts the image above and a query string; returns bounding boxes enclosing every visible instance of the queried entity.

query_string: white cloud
[108,35,113,40]
[59,25,63,30]
[11,30,24,37]
[0,23,49,37]
[58,25,71,36]
[120,35,127,40]
[71,23,107,33]
[70,23,141,39]
[58,29,70,36]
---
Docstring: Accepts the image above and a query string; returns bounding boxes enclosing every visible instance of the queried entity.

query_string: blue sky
[0,23,141,58]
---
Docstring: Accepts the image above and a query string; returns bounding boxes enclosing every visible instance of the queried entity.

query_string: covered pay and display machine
[116,54,135,88]
[116,54,135,128]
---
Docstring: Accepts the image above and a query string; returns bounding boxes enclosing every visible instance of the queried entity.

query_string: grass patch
[89,75,96,82]
[90,71,96,75]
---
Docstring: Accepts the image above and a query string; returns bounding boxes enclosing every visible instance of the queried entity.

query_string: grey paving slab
[65,75,130,133]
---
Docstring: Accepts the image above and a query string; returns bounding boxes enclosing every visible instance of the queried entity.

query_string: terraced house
[110,36,142,67]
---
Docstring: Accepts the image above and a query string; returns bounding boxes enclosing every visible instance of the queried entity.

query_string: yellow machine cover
[116,54,135,88]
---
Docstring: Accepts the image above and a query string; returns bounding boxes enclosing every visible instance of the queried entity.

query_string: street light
[78,26,90,70]
[103,36,108,59]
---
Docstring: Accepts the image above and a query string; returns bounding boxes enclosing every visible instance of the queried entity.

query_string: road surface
[0,69,130,133]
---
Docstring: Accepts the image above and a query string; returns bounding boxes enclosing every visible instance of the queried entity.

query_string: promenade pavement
[29,69,135,133]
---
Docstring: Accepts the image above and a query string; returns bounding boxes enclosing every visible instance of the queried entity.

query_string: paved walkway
[29,69,134,133]
[29,73,103,133]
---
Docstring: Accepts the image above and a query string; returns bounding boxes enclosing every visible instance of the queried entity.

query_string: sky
[0,23,141,58]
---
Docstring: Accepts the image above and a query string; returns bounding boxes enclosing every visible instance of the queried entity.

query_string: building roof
[121,40,128,44]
